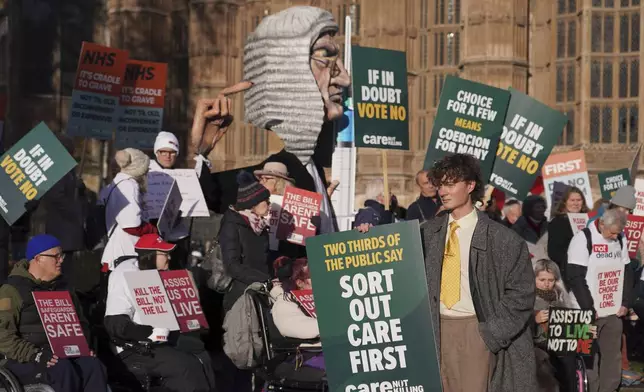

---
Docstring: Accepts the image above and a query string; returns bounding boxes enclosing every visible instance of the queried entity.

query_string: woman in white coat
[100,148,157,271]
[270,257,319,340]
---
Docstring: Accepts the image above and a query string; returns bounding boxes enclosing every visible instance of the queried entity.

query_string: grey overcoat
[422,211,538,392]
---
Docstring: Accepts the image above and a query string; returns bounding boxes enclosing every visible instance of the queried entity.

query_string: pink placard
[625,214,644,259]
[291,289,316,318]
[159,270,209,332]
[33,291,90,358]
[276,186,322,245]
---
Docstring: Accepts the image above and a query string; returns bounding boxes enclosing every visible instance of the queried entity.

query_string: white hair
[600,208,627,231]
[502,199,522,216]
[365,179,384,201]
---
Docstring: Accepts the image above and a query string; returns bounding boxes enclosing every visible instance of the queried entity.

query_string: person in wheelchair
[269,256,324,382]
[0,234,108,392]
[104,234,215,392]
[270,257,318,341]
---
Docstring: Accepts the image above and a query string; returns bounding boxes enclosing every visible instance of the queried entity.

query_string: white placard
[157,180,183,239]
[590,264,624,318]
[123,270,180,331]
[144,169,209,220]
[567,213,589,235]
[634,178,644,216]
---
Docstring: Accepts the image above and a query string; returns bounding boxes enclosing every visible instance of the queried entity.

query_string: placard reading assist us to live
[547,308,595,356]
[160,270,209,332]
[291,289,316,318]
[351,46,409,150]
[624,214,644,258]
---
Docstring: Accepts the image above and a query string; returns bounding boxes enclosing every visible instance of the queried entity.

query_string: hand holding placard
[547,308,595,356]
[160,270,209,332]
[33,291,91,358]
[306,221,440,392]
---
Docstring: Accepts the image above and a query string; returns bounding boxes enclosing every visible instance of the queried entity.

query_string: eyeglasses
[39,253,64,261]
[310,54,341,77]
[157,150,177,157]
[259,176,277,183]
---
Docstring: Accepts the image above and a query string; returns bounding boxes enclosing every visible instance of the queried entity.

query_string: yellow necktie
[441,221,460,309]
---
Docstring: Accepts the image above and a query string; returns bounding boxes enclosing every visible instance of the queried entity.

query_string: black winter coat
[42,171,87,252]
[219,208,271,311]
[547,214,574,281]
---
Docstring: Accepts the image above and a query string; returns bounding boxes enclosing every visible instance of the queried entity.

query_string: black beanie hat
[235,171,270,211]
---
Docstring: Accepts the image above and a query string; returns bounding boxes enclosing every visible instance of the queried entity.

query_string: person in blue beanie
[0,234,107,392]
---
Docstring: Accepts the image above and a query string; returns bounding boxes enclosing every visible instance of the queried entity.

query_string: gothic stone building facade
[0,0,642,207]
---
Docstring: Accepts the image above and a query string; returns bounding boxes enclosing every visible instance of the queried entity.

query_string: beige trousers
[440,315,493,392]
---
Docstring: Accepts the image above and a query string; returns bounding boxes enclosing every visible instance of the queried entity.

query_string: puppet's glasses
[310,54,342,77]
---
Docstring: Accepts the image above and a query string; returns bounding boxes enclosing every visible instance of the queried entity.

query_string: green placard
[306,221,442,392]
[490,88,568,199]
[423,75,511,181]
[598,168,631,200]
[0,122,77,225]
[352,46,409,150]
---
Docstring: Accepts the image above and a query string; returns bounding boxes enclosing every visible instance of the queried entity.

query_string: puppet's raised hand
[190,81,253,157]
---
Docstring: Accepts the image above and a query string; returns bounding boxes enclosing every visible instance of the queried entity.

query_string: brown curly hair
[429,154,484,203]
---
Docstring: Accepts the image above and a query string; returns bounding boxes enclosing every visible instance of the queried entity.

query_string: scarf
[237,208,269,235]
[536,288,558,303]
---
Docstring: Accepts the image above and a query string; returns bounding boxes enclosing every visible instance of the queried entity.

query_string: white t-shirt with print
[100,173,143,270]
[105,258,141,353]
[567,222,629,317]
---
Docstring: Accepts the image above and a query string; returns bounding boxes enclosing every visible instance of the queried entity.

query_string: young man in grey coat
[423,154,537,392]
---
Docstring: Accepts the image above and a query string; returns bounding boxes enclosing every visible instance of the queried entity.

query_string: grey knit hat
[115,148,150,179]
[610,185,637,210]
[243,6,338,165]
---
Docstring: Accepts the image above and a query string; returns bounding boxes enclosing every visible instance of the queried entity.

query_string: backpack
[195,213,233,293]
[223,282,266,369]
[85,179,127,250]
[201,238,233,293]
[582,227,623,255]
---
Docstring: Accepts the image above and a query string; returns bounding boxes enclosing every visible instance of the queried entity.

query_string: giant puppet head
[243,6,351,166]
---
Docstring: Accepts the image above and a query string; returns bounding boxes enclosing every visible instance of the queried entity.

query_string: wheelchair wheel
[0,367,23,392]
[575,356,588,392]
[23,386,55,392]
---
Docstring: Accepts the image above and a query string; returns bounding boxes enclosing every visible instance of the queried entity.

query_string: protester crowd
[3,125,643,392]
[3,5,644,392]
